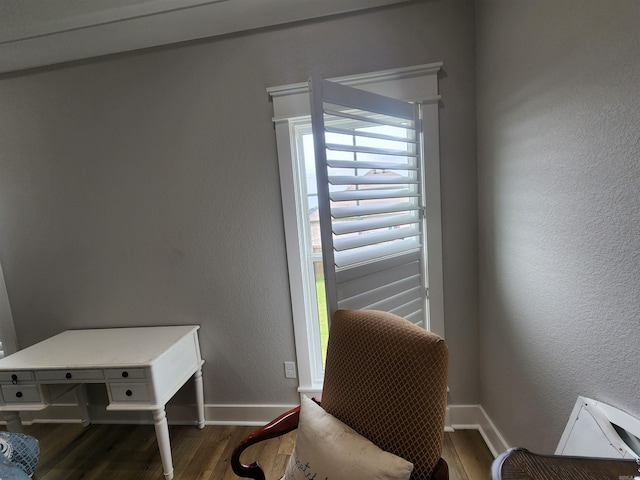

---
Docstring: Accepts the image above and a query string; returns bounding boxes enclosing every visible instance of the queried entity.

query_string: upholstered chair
[231,309,449,480]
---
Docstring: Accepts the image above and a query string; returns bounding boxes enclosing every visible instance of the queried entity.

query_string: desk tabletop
[0,325,200,370]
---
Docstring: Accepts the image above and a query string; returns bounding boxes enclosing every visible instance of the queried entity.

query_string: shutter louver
[310,77,427,327]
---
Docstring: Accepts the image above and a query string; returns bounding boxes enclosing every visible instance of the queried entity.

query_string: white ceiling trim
[0,0,409,74]
[0,0,229,43]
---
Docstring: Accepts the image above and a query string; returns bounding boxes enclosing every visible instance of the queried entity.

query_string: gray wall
[0,0,479,410]
[477,0,640,452]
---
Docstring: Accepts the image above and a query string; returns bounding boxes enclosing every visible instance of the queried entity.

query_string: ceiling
[0,0,409,74]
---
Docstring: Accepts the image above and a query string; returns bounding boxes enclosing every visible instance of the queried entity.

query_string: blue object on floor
[0,456,30,479]
[0,432,39,478]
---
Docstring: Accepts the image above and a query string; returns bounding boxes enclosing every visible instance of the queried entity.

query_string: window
[269,64,444,396]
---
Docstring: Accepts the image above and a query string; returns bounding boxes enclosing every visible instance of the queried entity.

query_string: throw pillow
[282,395,413,480]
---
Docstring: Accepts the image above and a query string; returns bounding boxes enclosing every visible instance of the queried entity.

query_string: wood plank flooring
[6,423,494,480]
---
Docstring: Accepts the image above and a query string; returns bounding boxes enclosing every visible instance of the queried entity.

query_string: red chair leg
[431,457,449,480]
[231,406,301,480]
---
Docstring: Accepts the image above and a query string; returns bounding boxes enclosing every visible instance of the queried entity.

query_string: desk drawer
[0,371,35,384]
[1,384,41,404]
[36,369,103,382]
[109,383,150,403]
[104,368,146,380]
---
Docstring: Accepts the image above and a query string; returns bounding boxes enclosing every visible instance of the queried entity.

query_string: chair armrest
[231,405,301,480]
[431,457,449,480]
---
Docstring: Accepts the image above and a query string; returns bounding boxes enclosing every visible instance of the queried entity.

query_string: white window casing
[0,260,18,358]
[269,63,444,395]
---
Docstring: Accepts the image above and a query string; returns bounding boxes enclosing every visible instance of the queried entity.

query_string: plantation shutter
[309,77,427,327]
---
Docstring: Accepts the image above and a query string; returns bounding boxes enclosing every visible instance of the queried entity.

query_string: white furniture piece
[0,325,205,480]
[556,396,640,459]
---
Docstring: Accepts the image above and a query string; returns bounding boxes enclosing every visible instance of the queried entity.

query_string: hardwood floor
[8,423,494,480]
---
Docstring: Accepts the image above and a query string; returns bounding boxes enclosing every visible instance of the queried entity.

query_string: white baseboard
[445,405,453,431]
[9,403,298,427]
[448,404,510,458]
[12,405,82,425]
[194,404,298,426]
[6,402,509,457]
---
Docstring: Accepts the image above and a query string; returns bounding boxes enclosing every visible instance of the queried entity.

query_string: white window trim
[0,260,18,358]
[269,63,445,396]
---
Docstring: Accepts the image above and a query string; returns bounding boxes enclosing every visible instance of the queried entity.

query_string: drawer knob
[15,391,23,398]
[11,374,17,385]
[65,372,73,379]
[121,371,129,378]
[125,390,133,397]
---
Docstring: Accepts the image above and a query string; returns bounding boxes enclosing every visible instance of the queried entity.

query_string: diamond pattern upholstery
[321,310,449,480]
[230,309,449,480]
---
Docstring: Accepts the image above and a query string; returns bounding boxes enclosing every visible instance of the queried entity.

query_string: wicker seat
[231,309,449,480]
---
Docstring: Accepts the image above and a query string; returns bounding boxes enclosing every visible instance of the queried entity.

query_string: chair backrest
[321,310,449,480]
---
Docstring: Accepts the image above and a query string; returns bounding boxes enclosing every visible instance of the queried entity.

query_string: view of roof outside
[302,128,414,255]
[309,168,404,254]
[300,123,418,363]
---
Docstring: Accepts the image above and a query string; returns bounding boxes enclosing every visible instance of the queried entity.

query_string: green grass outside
[315,277,330,365]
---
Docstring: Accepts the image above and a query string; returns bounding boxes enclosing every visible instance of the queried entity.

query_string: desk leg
[153,407,174,480]
[194,366,205,429]
[3,411,23,433]
[74,385,91,427]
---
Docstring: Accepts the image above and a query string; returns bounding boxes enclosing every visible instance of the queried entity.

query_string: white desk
[0,325,205,480]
